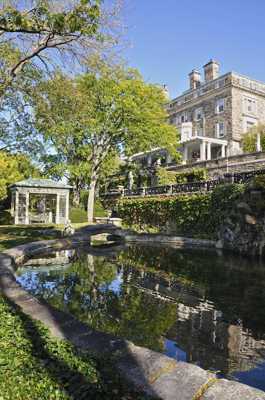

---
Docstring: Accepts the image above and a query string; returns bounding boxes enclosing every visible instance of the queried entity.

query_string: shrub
[251,175,265,190]
[156,167,208,186]
[156,167,178,185]
[118,193,211,236]
[117,183,245,238]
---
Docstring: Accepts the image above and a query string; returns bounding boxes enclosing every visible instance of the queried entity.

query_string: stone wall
[167,151,265,177]
[232,85,265,142]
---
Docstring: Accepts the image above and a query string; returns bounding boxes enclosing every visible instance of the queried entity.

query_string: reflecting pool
[16,244,265,391]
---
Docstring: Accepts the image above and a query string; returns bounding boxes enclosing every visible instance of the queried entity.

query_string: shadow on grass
[2,297,149,400]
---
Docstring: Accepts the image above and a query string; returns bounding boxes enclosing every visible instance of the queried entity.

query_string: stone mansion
[130,60,265,168]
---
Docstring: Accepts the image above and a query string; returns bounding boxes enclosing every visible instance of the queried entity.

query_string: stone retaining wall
[1,236,265,400]
[167,151,265,177]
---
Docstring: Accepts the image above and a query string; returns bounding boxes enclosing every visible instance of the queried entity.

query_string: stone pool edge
[0,236,264,400]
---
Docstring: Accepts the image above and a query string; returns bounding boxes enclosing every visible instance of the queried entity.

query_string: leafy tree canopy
[33,63,179,220]
[242,124,265,153]
[0,151,40,200]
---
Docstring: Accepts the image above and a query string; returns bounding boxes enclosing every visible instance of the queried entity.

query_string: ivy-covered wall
[117,184,245,238]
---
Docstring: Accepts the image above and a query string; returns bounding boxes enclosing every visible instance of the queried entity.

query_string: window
[246,121,255,130]
[243,97,257,115]
[181,112,188,123]
[243,116,257,133]
[216,122,225,138]
[216,98,225,114]
[195,107,203,121]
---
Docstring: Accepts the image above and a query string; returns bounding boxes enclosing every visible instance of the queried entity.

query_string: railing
[101,168,265,199]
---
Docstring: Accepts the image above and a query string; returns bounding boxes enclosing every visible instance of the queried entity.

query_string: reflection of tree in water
[19,251,177,353]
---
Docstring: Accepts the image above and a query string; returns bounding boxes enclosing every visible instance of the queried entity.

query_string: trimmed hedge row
[117,183,245,238]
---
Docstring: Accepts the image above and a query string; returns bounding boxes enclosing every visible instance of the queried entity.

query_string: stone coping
[1,236,265,399]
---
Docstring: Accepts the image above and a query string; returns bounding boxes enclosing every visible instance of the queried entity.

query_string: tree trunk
[72,188,80,207]
[87,169,97,223]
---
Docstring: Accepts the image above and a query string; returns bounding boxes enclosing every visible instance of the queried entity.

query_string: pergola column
[200,141,206,161]
[206,142,212,160]
[55,194,60,224]
[25,192,30,225]
[65,192,70,222]
[147,154,152,167]
[14,191,19,225]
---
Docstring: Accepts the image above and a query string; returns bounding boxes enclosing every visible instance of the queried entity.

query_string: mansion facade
[131,60,265,168]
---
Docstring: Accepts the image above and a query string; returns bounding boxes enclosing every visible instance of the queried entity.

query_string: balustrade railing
[101,168,265,199]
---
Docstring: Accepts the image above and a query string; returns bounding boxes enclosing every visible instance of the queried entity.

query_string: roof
[10,178,72,190]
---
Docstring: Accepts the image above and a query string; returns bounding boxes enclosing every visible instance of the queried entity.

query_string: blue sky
[124,0,265,98]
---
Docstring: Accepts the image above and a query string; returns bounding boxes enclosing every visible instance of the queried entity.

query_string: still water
[16,244,265,391]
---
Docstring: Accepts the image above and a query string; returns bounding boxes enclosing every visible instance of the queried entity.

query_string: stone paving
[1,231,265,400]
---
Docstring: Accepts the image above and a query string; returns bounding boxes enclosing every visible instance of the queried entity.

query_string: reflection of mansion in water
[124,266,265,376]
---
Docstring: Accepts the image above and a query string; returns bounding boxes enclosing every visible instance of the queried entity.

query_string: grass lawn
[0,225,59,251]
[0,296,149,400]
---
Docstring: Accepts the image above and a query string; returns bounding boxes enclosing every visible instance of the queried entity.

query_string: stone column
[206,142,212,160]
[221,144,226,158]
[200,140,206,161]
[183,145,188,164]
[25,192,30,225]
[14,191,19,225]
[55,194,60,224]
[256,132,262,152]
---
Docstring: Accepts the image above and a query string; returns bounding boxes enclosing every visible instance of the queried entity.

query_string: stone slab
[202,379,265,400]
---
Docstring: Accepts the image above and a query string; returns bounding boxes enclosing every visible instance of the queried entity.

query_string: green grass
[0,225,59,251]
[70,202,108,224]
[0,296,149,400]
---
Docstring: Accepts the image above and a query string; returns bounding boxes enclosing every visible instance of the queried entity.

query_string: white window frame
[243,116,258,133]
[243,96,257,115]
[216,121,225,138]
[195,107,203,121]
[215,98,225,114]
[181,111,188,123]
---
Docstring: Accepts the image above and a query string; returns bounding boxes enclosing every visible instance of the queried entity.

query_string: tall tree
[0,1,123,152]
[34,65,179,222]
[0,0,102,95]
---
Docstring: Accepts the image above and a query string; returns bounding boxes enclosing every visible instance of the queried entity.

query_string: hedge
[117,183,245,238]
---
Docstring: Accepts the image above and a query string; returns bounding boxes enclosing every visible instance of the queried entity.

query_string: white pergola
[10,179,72,225]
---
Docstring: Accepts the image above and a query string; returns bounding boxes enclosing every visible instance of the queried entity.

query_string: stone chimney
[162,84,170,99]
[189,69,201,90]
[203,60,220,82]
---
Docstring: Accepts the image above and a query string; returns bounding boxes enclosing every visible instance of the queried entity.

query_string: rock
[215,239,223,249]
[245,214,257,225]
